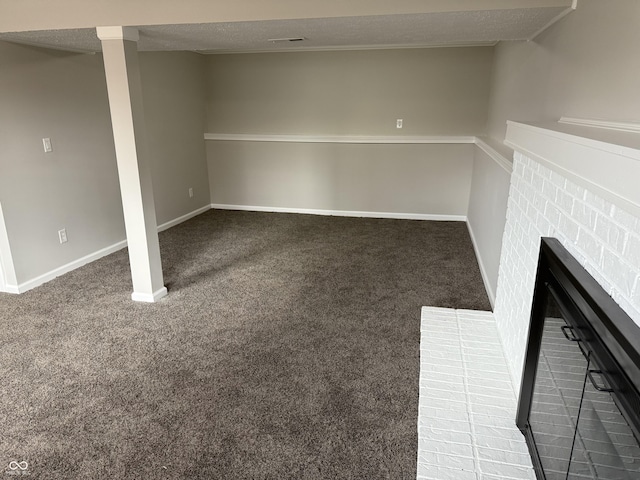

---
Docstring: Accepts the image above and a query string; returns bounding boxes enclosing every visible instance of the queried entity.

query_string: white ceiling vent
[267,37,306,43]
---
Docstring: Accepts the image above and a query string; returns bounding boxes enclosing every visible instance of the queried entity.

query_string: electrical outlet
[188,188,193,198]
[43,138,53,153]
[58,228,68,244]
[396,119,403,129]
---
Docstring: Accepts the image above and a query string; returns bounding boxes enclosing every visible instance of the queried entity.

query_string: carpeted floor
[0,209,490,479]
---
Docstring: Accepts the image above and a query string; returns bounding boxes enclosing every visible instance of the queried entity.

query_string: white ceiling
[0,7,572,54]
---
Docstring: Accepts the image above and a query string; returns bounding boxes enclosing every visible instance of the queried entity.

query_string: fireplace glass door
[529,290,640,479]
[529,294,589,480]
[517,239,640,480]
[566,356,640,479]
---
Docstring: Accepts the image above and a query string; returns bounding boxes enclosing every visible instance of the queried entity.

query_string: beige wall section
[140,51,210,225]
[486,0,640,143]
[208,142,474,216]
[466,149,511,306]
[0,41,126,285]
[205,48,494,136]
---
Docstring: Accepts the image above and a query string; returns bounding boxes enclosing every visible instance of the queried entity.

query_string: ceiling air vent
[267,37,306,43]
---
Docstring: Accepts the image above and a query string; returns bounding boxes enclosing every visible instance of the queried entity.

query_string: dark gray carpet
[0,209,490,479]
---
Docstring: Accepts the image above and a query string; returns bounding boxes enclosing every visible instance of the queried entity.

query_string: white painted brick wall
[494,152,640,391]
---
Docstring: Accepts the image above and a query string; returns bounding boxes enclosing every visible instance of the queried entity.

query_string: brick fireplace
[493,120,640,392]
[416,120,639,479]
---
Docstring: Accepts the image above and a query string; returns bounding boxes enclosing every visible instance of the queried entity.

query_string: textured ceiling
[0,7,570,54]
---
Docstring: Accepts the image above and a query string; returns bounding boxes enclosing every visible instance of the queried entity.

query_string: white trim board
[210,204,466,222]
[131,287,168,303]
[204,133,512,174]
[0,260,6,293]
[474,137,512,173]
[505,121,640,218]
[9,240,128,294]
[204,133,476,144]
[466,221,495,309]
[3,202,470,294]
[1,201,480,295]
[507,121,640,161]
[559,117,640,134]
[157,204,211,232]
[2,284,20,295]
[528,1,577,41]
[0,242,5,293]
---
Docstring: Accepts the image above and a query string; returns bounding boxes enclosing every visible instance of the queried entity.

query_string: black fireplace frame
[516,237,640,478]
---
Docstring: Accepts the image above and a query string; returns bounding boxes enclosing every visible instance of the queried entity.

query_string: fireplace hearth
[517,238,640,479]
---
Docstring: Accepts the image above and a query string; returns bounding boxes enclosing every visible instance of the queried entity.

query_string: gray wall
[0,42,210,288]
[205,48,493,215]
[206,48,493,136]
[466,148,511,306]
[469,0,640,310]
[208,142,474,216]
[486,0,640,143]
[140,51,210,225]
[6,0,635,293]
[0,41,125,284]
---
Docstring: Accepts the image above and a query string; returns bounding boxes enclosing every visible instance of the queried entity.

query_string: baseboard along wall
[210,204,495,308]
[2,204,212,294]
[209,203,466,222]
[9,240,128,294]
[2,134,511,300]
[157,205,211,232]
[1,203,497,310]
[466,221,496,309]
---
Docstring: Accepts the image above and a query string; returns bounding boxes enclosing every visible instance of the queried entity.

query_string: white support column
[97,26,167,302]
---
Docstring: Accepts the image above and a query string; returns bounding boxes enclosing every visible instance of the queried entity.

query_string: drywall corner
[466,143,512,309]
[0,201,17,292]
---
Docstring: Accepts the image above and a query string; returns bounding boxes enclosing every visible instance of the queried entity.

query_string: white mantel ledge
[504,120,640,218]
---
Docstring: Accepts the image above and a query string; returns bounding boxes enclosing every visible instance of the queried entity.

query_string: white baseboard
[2,284,20,294]
[157,204,211,232]
[210,203,466,222]
[4,205,213,295]
[8,240,128,294]
[3,204,470,295]
[131,286,168,303]
[466,220,495,309]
